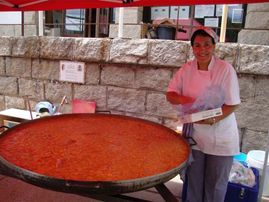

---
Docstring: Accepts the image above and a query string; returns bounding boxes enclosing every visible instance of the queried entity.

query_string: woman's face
[192,35,215,67]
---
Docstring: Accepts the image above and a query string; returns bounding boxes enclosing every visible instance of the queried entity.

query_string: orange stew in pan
[0,114,189,181]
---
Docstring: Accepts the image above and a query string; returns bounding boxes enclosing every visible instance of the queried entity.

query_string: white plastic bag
[174,85,225,122]
[229,161,256,187]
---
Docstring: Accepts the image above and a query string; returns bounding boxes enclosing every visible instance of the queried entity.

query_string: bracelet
[211,117,216,125]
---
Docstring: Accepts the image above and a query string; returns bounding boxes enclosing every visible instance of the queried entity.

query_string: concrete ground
[1,173,269,202]
[0,174,183,202]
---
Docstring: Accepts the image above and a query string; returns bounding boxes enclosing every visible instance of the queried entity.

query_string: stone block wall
[0,36,268,153]
[238,3,269,45]
[109,7,147,39]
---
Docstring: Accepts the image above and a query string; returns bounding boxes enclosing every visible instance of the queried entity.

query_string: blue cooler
[224,167,259,202]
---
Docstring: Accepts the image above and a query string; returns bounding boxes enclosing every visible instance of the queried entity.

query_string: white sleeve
[167,65,186,94]
[224,65,241,105]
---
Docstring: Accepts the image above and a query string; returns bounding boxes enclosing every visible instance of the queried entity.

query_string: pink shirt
[168,56,241,156]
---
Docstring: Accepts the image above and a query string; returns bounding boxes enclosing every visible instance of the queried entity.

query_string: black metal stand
[79,183,179,202]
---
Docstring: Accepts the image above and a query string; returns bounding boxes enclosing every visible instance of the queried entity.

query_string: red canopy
[0,0,268,11]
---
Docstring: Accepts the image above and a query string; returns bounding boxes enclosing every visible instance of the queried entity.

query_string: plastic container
[157,26,176,40]
[225,167,259,202]
[234,152,247,163]
[247,150,269,196]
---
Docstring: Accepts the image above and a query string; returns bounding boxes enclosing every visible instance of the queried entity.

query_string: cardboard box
[225,167,259,202]
[178,107,222,123]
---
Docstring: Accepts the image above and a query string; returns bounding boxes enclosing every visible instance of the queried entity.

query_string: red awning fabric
[0,0,268,11]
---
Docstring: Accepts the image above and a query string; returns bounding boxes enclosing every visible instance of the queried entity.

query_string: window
[145,4,247,42]
[64,9,85,36]
[45,8,112,38]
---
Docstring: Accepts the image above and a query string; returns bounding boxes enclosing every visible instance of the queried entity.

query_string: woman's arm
[166,91,195,105]
[195,104,240,125]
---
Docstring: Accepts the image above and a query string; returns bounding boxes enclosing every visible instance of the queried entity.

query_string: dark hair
[191,29,215,46]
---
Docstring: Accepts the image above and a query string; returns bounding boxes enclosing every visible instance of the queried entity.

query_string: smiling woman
[166,27,241,202]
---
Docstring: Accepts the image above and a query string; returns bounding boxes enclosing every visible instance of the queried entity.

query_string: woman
[166,27,241,202]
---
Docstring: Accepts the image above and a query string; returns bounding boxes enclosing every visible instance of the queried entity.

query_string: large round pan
[0,114,189,195]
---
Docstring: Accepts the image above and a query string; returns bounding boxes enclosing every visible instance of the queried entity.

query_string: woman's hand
[195,117,216,125]
[166,91,195,105]
[194,104,240,125]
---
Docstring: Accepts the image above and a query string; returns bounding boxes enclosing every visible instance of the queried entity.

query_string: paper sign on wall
[59,61,85,83]
[204,18,219,27]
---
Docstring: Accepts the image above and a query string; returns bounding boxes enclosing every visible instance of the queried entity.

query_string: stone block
[148,40,189,67]
[107,87,146,113]
[135,67,171,91]
[85,63,100,85]
[238,30,269,46]
[236,100,269,132]
[114,7,143,24]
[12,36,40,58]
[254,77,269,104]
[146,93,177,118]
[32,59,59,80]
[4,96,25,110]
[0,76,17,95]
[0,57,5,75]
[241,128,268,153]
[18,78,44,100]
[238,75,256,101]
[23,11,35,25]
[247,3,269,12]
[238,44,269,75]
[101,64,135,88]
[245,12,269,29]
[0,37,13,56]
[0,95,4,111]
[14,25,22,36]
[24,12,36,24]
[74,85,107,109]
[24,25,37,36]
[215,43,239,68]
[109,38,148,64]
[109,24,148,39]
[45,82,72,103]
[73,38,110,62]
[5,57,31,78]
[40,37,74,60]
[0,26,16,37]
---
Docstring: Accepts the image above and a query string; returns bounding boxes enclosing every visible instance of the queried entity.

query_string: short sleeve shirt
[168,56,241,156]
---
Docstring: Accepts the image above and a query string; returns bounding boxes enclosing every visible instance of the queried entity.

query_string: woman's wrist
[210,117,216,125]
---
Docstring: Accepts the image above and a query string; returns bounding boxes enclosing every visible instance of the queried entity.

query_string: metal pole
[175,6,180,40]
[118,7,124,38]
[95,8,100,37]
[220,4,228,43]
[258,129,269,201]
[189,6,195,40]
[38,11,44,36]
[21,11,24,36]
[23,95,33,120]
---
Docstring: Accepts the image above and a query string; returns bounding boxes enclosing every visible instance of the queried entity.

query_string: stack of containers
[247,150,269,196]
